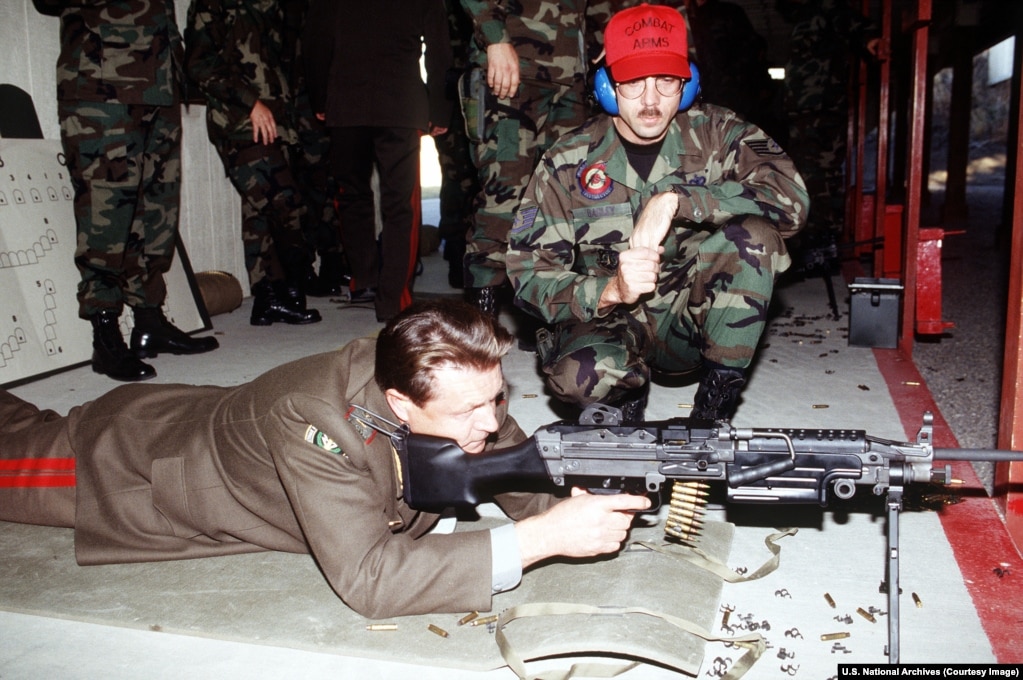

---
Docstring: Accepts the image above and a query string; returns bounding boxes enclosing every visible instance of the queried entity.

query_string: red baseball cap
[604,4,691,82]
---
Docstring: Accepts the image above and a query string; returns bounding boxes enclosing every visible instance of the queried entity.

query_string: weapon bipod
[881,485,903,663]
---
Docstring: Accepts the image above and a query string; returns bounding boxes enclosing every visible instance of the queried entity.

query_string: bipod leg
[881,487,903,663]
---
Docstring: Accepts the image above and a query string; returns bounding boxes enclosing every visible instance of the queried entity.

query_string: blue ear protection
[593,62,701,116]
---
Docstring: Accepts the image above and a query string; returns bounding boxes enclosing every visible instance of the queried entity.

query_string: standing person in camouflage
[506,4,808,422]
[186,0,322,326]
[33,0,220,382]
[459,0,615,317]
[435,0,481,290]
[291,0,347,298]
[778,0,880,270]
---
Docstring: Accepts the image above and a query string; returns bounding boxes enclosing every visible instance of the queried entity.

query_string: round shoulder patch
[577,161,614,200]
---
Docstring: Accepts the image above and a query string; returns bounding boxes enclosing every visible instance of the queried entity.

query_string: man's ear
[384,388,413,423]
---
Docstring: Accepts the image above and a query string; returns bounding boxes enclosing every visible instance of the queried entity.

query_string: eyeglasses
[615,76,684,99]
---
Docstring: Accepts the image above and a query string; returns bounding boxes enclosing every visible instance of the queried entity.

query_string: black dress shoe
[91,310,157,382]
[130,307,219,358]
[348,287,376,304]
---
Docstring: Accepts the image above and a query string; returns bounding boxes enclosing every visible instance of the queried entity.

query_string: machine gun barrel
[934,448,1023,462]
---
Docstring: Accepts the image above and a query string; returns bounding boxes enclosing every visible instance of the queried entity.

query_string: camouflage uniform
[781,0,877,243]
[38,0,184,318]
[506,107,807,407]
[185,0,311,289]
[460,0,616,289]
[435,0,480,287]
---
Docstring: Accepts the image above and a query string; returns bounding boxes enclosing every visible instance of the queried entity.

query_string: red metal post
[873,0,893,277]
[995,37,1023,552]
[914,227,954,335]
[898,0,931,355]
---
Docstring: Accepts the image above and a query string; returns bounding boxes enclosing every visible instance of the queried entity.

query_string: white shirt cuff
[490,523,523,593]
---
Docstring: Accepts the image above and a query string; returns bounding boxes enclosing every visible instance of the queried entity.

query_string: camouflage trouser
[786,111,847,236]
[540,217,790,408]
[463,75,589,289]
[59,100,181,317]
[215,138,310,289]
[435,103,479,248]
[293,105,342,258]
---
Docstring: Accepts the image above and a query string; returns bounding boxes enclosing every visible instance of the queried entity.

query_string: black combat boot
[465,286,499,320]
[130,306,219,358]
[611,384,650,423]
[250,280,322,325]
[279,281,322,322]
[613,384,646,421]
[306,252,349,297]
[90,310,156,382]
[690,367,746,422]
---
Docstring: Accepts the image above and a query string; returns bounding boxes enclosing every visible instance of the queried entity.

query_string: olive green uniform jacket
[2,338,553,618]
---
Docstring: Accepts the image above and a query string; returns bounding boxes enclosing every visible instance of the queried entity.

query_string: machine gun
[391,404,1023,664]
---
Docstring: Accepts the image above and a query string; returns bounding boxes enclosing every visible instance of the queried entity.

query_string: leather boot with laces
[690,367,746,422]
[130,306,219,358]
[91,310,156,382]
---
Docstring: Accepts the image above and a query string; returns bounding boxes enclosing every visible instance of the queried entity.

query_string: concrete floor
[1,196,1018,678]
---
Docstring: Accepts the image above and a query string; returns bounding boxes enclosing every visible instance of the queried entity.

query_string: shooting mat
[0,516,737,677]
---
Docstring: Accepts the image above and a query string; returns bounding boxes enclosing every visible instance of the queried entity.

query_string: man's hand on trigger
[515,488,650,569]
[629,191,679,250]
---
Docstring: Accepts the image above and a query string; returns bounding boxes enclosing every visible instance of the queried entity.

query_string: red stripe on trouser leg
[0,458,76,471]
[401,178,421,311]
[0,458,76,487]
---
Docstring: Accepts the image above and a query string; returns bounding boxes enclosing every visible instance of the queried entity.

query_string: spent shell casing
[856,607,876,623]
[469,615,499,627]
[427,624,449,638]
[820,631,850,641]
[824,593,836,608]
[912,593,922,608]
[457,611,479,626]
[366,624,398,631]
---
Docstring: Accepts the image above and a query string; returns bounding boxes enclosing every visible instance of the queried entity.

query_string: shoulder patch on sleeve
[744,138,786,156]
[304,424,342,454]
[511,206,538,234]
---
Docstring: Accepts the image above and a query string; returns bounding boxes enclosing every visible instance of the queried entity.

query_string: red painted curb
[873,347,1023,662]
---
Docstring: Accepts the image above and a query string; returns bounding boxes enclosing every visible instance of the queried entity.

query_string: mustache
[639,106,662,117]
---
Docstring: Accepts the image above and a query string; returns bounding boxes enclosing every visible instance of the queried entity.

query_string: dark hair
[374,299,514,406]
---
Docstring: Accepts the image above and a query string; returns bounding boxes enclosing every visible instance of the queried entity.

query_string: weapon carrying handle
[727,458,798,487]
